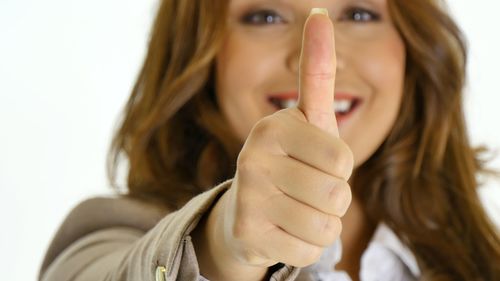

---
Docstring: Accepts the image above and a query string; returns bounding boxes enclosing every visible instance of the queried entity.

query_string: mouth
[267,92,362,123]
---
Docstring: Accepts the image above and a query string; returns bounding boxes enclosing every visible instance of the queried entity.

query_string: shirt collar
[367,223,420,276]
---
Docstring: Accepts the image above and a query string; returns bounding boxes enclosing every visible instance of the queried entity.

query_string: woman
[39,0,500,280]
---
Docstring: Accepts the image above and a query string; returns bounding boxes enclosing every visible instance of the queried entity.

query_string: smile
[267,92,362,124]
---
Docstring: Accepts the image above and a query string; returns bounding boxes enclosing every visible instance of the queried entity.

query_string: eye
[240,9,286,25]
[342,7,380,22]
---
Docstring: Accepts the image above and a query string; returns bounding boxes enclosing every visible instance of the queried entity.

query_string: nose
[335,31,347,71]
[285,17,305,76]
[286,24,347,76]
[285,35,301,76]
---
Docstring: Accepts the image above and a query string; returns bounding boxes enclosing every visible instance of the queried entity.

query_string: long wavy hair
[107,0,500,279]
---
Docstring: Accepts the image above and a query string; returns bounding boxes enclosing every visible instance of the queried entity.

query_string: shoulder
[40,180,234,279]
[64,195,171,231]
[40,195,171,274]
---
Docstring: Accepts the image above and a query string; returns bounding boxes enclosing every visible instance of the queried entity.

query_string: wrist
[192,190,268,281]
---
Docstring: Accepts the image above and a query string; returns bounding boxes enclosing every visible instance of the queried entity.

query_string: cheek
[216,47,255,141]
[217,35,257,95]
[349,32,406,166]
[215,35,278,142]
[365,39,405,122]
[367,40,406,97]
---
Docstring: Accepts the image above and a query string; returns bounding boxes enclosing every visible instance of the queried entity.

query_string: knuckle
[236,153,269,181]
[236,151,249,169]
[237,152,258,175]
[327,216,342,244]
[304,70,334,82]
[326,180,352,217]
[329,140,354,179]
[317,213,341,240]
[251,116,278,139]
[300,245,323,267]
[309,215,342,249]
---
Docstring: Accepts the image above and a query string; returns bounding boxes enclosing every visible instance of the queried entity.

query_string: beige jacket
[39,179,301,281]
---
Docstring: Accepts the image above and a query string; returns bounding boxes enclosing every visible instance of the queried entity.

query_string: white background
[0,1,499,280]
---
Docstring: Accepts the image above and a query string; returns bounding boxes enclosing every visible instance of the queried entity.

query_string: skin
[216,0,406,166]
[192,1,406,280]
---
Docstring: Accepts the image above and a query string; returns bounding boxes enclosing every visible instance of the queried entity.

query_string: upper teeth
[280,99,353,113]
[334,100,352,113]
[282,99,298,108]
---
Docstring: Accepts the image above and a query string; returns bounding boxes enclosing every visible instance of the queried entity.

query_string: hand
[194,9,354,280]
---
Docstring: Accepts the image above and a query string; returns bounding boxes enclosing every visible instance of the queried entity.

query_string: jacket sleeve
[39,179,301,281]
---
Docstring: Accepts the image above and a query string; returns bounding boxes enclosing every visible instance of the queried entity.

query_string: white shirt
[298,177,500,281]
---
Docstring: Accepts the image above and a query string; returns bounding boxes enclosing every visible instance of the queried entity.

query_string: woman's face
[215,0,406,167]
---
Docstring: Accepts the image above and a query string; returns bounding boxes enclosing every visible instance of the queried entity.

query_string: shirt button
[155,266,166,281]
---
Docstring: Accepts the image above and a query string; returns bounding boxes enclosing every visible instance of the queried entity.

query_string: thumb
[297,8,338,137]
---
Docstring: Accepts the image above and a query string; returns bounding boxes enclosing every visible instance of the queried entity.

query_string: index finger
[297,8,338,137]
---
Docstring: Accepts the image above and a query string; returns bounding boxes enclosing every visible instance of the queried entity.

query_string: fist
[221,9,354,268]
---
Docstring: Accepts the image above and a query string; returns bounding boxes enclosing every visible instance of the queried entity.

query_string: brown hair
[107,0,239,208]
[352,0,500,279]
[108,0,500,279]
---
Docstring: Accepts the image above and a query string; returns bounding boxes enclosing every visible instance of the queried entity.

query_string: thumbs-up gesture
[194,9,354,280]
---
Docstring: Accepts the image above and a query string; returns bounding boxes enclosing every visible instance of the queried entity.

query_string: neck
[335,196,375,281]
